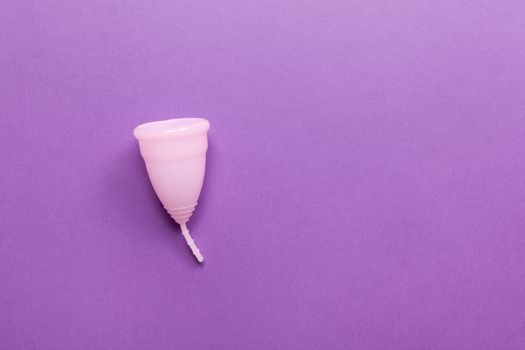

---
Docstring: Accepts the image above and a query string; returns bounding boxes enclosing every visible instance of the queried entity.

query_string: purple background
[1,1,525,349]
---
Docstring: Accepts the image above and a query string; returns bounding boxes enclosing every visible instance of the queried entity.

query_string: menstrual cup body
[134,118,209,224]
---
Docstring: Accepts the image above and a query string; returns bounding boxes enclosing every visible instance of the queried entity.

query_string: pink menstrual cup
[133,118,210,263]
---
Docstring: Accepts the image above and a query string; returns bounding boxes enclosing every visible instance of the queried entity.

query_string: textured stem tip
[180,223,204,263]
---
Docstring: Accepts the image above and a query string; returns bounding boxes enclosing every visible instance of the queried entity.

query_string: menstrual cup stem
[180,223,204,263]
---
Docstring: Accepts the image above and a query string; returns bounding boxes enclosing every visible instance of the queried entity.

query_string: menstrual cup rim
[133,117,210,140]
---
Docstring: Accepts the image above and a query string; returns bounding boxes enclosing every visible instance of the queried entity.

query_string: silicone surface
[134,118,210,262]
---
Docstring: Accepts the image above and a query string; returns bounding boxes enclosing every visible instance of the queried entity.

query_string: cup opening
[134,118,210,140]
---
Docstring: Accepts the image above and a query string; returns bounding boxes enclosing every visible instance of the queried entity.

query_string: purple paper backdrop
[1,1,525,349]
